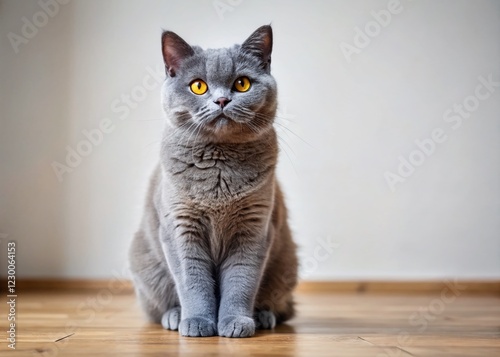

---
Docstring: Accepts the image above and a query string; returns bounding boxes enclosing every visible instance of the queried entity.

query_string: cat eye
[233,76,251,92]
[190,79,208,95]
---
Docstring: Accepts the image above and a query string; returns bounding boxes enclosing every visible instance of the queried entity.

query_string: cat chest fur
[165,191,275,263]
[163,140,277,202]
[161,141,277,261]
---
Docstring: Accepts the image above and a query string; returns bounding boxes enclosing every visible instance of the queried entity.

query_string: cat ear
[241,25,273,71]
[161,31,194,77]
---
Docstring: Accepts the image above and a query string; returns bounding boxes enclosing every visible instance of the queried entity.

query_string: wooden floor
[4,288,500,356]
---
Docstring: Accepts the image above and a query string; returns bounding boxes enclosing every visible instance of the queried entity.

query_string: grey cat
[129,25,298,338]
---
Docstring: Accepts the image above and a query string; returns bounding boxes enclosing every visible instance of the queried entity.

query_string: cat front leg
[160,225,217,337]
[217,232,271,338]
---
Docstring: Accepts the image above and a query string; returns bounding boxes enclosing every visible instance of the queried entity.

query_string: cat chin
[202,120,268,143]
[210,114,232,126]
[204,114,241,132]
[205,120,244,137]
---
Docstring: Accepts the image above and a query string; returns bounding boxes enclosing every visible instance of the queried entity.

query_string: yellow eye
[190,79,208,95]
[233,76,251,92]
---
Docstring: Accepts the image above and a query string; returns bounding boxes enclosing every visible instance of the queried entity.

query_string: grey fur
[129,25,298,338]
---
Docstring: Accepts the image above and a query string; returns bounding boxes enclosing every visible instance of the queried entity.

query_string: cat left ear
[161,31,194,77]
[241,25,273,71]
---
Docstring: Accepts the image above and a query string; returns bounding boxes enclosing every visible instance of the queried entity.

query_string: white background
[1,0,499,280]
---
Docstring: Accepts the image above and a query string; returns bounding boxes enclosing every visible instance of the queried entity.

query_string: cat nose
[214,97,232,109]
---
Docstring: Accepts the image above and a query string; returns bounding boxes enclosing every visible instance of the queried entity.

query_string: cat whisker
[183,121,201,146]
[168,120,195,143]
[249,115,299,169]
[274,114,296,123]
[274,122,315,149]
[190,121,206,162]
[277,136,300,178]
[276,132,297,157]
[255,113,313,149]
[170,121,199,152]
[232,106,253,116]
[169,106,211,148]
[245,122,261,135]
[232,104,256,116]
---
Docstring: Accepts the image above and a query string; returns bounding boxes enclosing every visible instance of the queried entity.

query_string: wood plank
[296,280,500,295]
[6,279,500,295]
[2,290,498,356]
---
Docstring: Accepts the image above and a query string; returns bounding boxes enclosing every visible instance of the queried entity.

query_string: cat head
[160,25,277,143]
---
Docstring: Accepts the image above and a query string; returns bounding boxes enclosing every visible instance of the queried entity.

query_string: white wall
[1,0,499,280]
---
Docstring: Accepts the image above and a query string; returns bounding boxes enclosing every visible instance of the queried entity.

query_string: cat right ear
[161,31,194,77]
[242,25,273,71]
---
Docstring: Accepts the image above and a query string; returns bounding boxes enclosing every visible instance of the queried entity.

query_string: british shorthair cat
[129,25,298,338]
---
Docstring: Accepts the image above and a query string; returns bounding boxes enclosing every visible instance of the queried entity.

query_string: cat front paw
[218,315,255,338]
[178,317,217,337]
[255,310,276,329]
[161,306,181,331]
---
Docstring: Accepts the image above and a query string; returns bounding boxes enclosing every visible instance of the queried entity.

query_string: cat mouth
[204,113,247,135]
[209,114,233,126]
